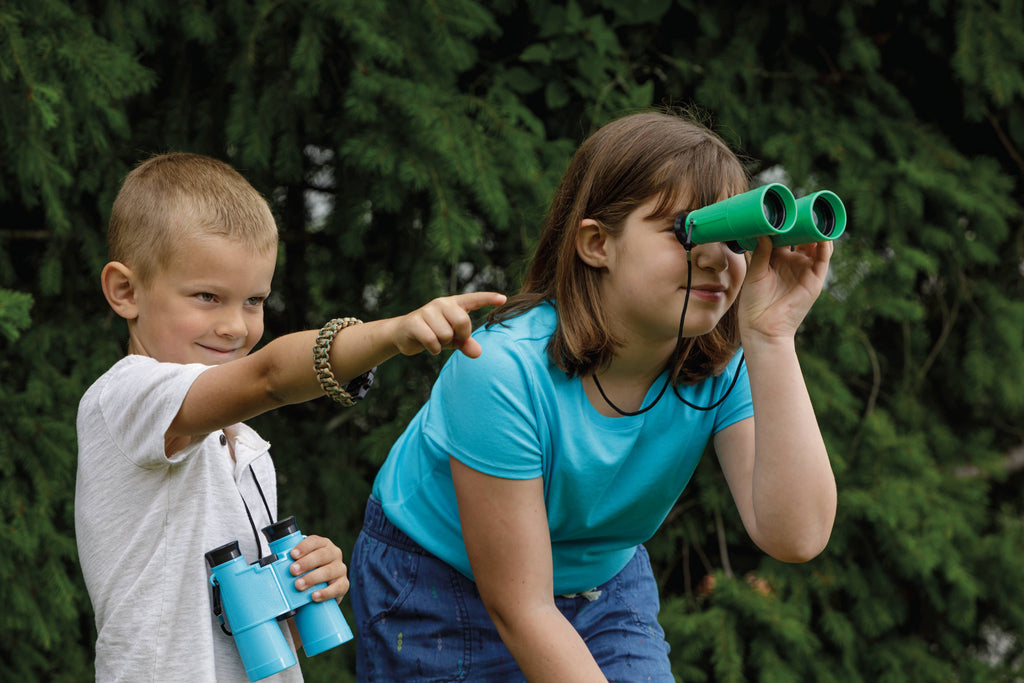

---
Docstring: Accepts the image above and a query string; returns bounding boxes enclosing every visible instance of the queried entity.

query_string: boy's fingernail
[291,562,301,574]
[295,578,306,590]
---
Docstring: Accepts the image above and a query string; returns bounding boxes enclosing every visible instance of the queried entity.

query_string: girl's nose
[690,241,730,273]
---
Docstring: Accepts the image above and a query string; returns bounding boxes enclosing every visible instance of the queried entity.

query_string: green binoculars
[673,184,846,253]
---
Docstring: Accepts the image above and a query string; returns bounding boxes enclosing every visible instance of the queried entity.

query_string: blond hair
[491,110,749,384]
[108,153,278,282]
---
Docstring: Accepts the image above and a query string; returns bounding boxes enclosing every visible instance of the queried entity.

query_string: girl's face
[595,194,747,347]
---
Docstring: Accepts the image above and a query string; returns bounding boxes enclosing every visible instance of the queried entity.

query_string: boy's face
[126,235,276,365]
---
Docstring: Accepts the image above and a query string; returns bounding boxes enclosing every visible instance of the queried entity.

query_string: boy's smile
[126,235,276,365]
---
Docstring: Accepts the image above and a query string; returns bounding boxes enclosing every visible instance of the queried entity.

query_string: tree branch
[956,443,1024,479]
[846,329,881,462]
[917,272,964,388]
[986,111,1024,176]
[714,507,734,579]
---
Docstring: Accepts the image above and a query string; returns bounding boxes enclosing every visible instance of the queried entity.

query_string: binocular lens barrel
[811,196,836,236]
[262,516,299,543]
[675,183,797,250]
[779,190,846,247]
[761,189,788,230]
[206,541,242,569]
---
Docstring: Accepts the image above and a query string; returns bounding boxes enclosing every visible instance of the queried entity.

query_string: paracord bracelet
[313,317,376,406]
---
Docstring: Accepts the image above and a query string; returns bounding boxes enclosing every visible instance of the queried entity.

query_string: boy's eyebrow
[181,280,273,297]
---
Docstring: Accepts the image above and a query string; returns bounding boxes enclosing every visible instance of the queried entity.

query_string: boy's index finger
[454,291,507,312]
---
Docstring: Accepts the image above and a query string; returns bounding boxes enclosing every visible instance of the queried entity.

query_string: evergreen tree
[1,4,155,680]
[1,0,1021,680]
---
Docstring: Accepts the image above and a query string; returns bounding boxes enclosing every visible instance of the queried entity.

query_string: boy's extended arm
[167,292,505,442]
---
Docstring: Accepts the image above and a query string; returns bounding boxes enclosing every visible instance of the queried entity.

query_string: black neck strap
[239,463,274,562]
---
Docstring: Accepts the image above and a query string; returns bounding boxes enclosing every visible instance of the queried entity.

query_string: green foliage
[0,289,32,342]
[0,293,108,682]
[2,0,1023,680]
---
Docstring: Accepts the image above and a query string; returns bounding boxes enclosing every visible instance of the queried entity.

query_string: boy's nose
[216,308,249,339]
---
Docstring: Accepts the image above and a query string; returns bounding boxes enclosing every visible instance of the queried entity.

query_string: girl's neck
[608,331,678,379]
[584,339,677,417]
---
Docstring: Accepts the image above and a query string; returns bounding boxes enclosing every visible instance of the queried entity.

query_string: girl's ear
[101,262,140,320]
[576,218,610,268]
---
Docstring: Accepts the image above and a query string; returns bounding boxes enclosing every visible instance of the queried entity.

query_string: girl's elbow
[478,590,549,637]
[762,525,833,563]
[757,516,835,565]
[772,538,830,563]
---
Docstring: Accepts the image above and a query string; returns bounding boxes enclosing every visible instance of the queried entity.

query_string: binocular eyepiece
[674,183,847,253]
[205,517,353,682]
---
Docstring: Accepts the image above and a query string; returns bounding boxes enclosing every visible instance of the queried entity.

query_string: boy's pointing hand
[393,292,507,358]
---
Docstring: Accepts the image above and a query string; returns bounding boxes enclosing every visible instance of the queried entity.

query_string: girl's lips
[688,284,727,302]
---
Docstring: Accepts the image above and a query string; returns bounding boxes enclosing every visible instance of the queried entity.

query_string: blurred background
[2,1,1023,680]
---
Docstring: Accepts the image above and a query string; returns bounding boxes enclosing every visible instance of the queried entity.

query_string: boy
[75,153,505,681]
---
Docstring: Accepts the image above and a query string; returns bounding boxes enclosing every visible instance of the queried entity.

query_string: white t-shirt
[75,355,303,682]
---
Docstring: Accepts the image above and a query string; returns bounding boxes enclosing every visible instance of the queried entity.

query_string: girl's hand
[393,292,507,358]
[738,236,832,344]
[289,534,349,602]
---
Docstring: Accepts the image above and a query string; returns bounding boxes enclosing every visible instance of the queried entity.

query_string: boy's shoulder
[76,356,216,468]
[81,355,159,399]
[81,355,152,398]
[90,354,206,385]
[79,355,209,419]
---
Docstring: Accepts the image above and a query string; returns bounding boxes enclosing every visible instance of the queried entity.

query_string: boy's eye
[246,296,266,306]
[196,292,216,303]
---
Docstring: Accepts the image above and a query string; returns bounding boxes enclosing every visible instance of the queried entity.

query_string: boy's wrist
[314,318,376,405]
[343,367,376,402]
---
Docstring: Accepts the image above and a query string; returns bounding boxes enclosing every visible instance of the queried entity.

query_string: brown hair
[108,153,278,283]
[490,110,749,384]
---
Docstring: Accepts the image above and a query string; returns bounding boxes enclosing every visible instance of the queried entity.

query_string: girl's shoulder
[446,302,558,384]
[479,301,556,344]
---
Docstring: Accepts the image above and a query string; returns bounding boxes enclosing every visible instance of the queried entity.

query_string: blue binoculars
[205,517,353,682]
[674,183,847,253]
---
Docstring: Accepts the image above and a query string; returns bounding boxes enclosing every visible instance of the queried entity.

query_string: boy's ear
[100,262,140,320]
[576,218,610,268]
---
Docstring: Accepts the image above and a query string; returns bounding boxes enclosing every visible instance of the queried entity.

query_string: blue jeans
[350,497,674,682]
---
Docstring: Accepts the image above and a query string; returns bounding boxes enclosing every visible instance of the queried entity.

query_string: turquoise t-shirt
[372,302,753,594]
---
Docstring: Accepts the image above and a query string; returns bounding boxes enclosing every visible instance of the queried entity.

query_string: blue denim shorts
[350,497,673,682]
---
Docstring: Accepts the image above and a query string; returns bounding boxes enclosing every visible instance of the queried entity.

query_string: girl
[350,111,837,681]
